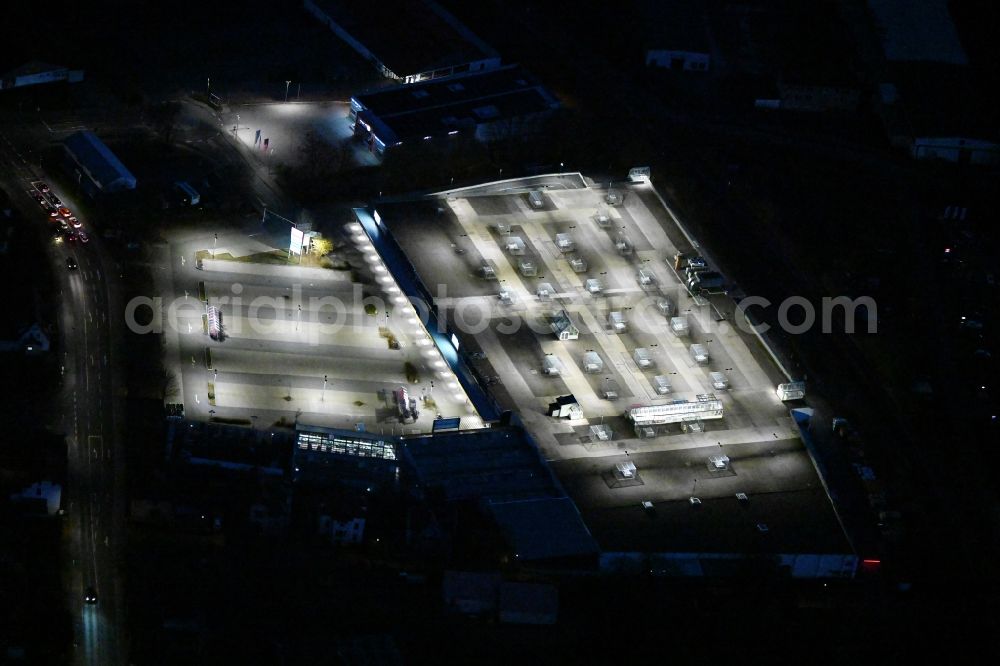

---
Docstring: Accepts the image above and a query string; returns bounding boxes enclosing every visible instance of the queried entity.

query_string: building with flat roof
[62,131,137,195]
[350,65,559,154]
[0,60,83,91]
[290,421,598,562]
[641,0,711,72]
[877,62,999,165]
[304,0,500,83]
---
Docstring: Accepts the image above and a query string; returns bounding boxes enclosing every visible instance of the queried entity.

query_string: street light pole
[285,80,291,102]
[322,375,328,402]
[207,77,211,97]
[213,233,218,259]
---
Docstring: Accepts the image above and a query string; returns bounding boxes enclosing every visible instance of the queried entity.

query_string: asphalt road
[0,124,126,665]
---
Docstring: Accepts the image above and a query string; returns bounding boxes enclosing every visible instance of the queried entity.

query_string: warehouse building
[62,131,136,195]
[349,65,559,154]
[642,0,711,72]
[304,0,500,83]
[0,60,84,91]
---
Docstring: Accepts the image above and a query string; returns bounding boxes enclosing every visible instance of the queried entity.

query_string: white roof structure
[626,395,723,426]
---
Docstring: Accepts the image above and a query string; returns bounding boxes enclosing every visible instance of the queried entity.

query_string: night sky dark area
[2,1,1000,664]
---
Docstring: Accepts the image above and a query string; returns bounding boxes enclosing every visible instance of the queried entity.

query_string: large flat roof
[354,65,558,144]
[551,441,852,555]
[309,0,497,77]
[63,131,136,192]
[401,426,563,503]
[372,177,855,558]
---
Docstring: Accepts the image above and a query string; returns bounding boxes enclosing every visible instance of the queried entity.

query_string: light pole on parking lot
[285,80,291,103]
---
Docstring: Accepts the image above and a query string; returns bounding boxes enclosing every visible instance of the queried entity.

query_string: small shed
[550,310,579,340]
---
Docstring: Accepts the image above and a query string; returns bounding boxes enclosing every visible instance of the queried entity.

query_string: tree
[282,129,346,202]
[150,101,183,145]
[160,369,179,400]
[311,236,334,257]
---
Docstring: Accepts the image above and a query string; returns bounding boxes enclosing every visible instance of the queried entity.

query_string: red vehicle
[58,206,72,217]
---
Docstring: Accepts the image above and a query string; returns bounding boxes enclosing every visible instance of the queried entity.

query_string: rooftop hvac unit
[594,208,612,227]
[616,460,637,478]
[582,351,603,373]
[555,233,574,252]
[590,424,613,440]
[690,343,709,364]
[542,355,563,376]
[505,236,526,255]
[709,371,729,390]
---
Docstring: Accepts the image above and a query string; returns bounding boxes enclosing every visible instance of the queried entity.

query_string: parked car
[78,231,90,243]
[66,256,78,269]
